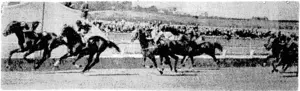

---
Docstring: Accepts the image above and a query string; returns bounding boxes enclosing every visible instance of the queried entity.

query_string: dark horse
[279,36,298,72]
[2,21,65,70]
[265,34,298,72]
[131,28,167,74]
[155,32,199,72]
[155,29,223,72]
[180,41,223,68]
[53,25,120,73]
[180,29,223,68]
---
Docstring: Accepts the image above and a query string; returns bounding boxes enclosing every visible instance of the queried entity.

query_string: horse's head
[264,36,276,50]
[3,21,29,37]
[264,34,287,51]
[131,28,145,42]
[31,21,40,31]
[61,24,76,37]
[131,29,139,42]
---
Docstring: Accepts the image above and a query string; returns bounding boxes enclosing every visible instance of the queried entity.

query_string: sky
[132,1,299,20]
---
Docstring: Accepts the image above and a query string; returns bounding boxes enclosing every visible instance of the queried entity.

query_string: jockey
[81,2,89,20]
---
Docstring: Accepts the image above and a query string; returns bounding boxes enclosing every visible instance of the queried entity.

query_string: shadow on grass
[88,73,139,76]
[56,71,83,74]
[281,74,298,78]
[280,71,298,74]
[161,73,197,76]
[177,70,203,73]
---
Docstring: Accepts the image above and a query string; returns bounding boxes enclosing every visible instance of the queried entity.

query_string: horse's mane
[62,25,82,40]
[63,25,77,34]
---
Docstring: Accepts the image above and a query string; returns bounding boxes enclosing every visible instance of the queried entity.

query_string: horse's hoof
[74,64,82,68]
[161,68,165,72]
[159,70,163,75]
[144,65,151,68]
[181,64,186,67]
[174,69,178,73]
[81,70,86,73]
[31,68,37,71]
[192,65,196,67]
[215,67,220,70]
[149,65,153,68]
[164,61,171,64]
[52,66,59,71]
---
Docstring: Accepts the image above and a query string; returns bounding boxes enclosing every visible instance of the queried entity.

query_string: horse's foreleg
[271,58,280,73]
[159,55,164,66]
[170,54,179,73]
[282,63,291,72]
[150,55,164,75]
[73,53,85,68]
[53,52,72,70]
[6,48,24,70]
[34,49,51,70]
[142,54,147,68]
[23,50,35,63]
[263,55,273,66]
[180,56,187,67]
[189,55,196,67]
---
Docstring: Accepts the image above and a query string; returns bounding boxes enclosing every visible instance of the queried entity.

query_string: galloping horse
[279,36,298,72]
[131,28,167,74]
[265,33,298,72]
[264,32,298,72]
[180,41,223,68]
[179,28,223,68]
[2,21,65,70]
[54,24,120,73]
[156,27,223,71]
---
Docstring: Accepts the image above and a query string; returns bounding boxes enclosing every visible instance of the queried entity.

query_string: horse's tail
[107,40,121,52]
[214,42,223,52]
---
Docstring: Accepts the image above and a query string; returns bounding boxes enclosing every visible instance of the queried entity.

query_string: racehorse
[131,28,167,74]
[279,36,298,72]
[159,28,223,69]
[264,33,297,72]
[155,32,201,72]
[53,24,120,73]
[180,41,223,68]
[2,21,65,70]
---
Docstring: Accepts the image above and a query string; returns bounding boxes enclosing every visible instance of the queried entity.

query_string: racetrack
[1,67,298,90]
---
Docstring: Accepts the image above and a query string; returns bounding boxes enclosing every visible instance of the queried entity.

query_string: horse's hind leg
[149,55,163,75]
[209,54,220,69]
[82,52,95,73]
[85,48,106,72]
[34,50,51,70]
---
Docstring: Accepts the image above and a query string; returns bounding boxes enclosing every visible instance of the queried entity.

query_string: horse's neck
[138,36,154,49]
[67,32,83,44]
[15,31,25,42]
